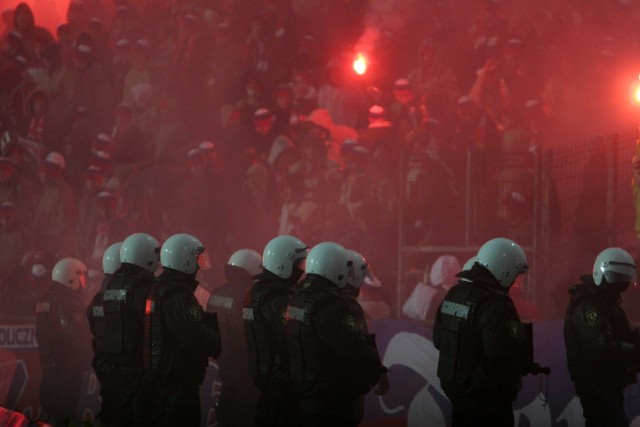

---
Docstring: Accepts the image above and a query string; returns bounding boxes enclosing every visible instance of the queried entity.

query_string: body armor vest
[208,282,246,347]
[35,291,57,368]
[243,281,289,389]
[96,273,149,366]
[208,280,250,377]
[436,282,497,386]
[285,288,342,394]
[87,276,109,363]
[145,281,177,371]
[565,283,636,390]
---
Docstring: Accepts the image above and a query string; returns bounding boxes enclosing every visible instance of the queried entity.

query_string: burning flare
[353,52,367,76]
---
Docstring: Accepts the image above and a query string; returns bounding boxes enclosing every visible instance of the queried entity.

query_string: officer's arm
[261,289,291,344]
[56,298,85,344]
[478,299,526,370]
[163,291,222,358]
[315,301,384,384]
[571,302,636,364]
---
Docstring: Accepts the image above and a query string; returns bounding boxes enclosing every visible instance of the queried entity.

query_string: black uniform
[243,269,302,427]
[36,281,92,426]
[286,275,384,427]
[147,268,222,427]
[86,263,154,427]
[341,286,387,423]
[564,275,640,427]
[206,264,258,427]
[433,267,529,427]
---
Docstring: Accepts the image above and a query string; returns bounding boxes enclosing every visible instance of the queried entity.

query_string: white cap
[77,44,92,54]
[44,151,65,170]
[198,141,215,151]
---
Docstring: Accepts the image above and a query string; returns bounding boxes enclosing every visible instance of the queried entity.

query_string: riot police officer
[87,233,160,427]
[243,234,308,427]
[86,241,121,424]
[564,247,640,427]
[286,242,385,427]
[36,257,91,427]
[344,249,389,421]
[433,237,531,427]
[86,241,123,344]
[148,233,221,426]
[207,248,262,427]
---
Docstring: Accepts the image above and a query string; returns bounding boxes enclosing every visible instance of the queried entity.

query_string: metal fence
[395,132,639,318]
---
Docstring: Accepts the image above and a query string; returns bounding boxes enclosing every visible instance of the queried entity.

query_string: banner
[361,319,640,427]
[4,319,640,426]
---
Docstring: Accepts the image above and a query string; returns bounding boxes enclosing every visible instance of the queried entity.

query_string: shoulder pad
[583,304,602,327]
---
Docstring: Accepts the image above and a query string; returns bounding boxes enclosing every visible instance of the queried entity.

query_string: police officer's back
[207,248,262,427]
[564,247,640,427]
[86,242,121,407]
[36,257,91,426]
[243,234,308,427]
[286,242,384,427]
[148,233,221,427]
[87,234,160,427]
[433,238,530,427]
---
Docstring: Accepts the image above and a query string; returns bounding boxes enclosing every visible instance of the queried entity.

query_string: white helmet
[347,249,371,288]
[228,249,262,277]
[592,247,637,286]
[120,233,160,273]
[476,238,528,288]
[462,257,477,271]
[52,258,88,290]
[102,242,122,274]
[262,235,308,278]
[161,233,210,274]
[459,257,477,283]
[306,242,352,288]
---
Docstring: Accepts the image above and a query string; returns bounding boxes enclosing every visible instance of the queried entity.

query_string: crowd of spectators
[0,0,639,317]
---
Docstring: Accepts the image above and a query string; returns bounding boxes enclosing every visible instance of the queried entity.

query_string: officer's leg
[451,398,478,427]
[580,394,628,427]
[299,396,358,427]
[452,398,514,427]
[255,390,273,427]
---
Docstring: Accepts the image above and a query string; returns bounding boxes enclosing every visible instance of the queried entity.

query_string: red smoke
[2,0,69,36]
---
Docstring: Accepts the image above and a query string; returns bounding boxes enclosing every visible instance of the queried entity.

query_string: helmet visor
[294,257,306,271]
[351,263,373,288]
[603,261,636,285]
[511,272,528,290]
[295,246,309,257]
[197,249,211,271]
[604,270,636,285]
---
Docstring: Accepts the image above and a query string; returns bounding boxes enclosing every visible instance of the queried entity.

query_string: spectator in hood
[9,3,54,59]
[63,42,113,151]
[0,201,29,279]
[0,156,36,227]
[317,55,367,128]
[33,151,77,257]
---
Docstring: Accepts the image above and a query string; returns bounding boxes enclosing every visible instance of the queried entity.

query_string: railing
[395,132,639,318]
